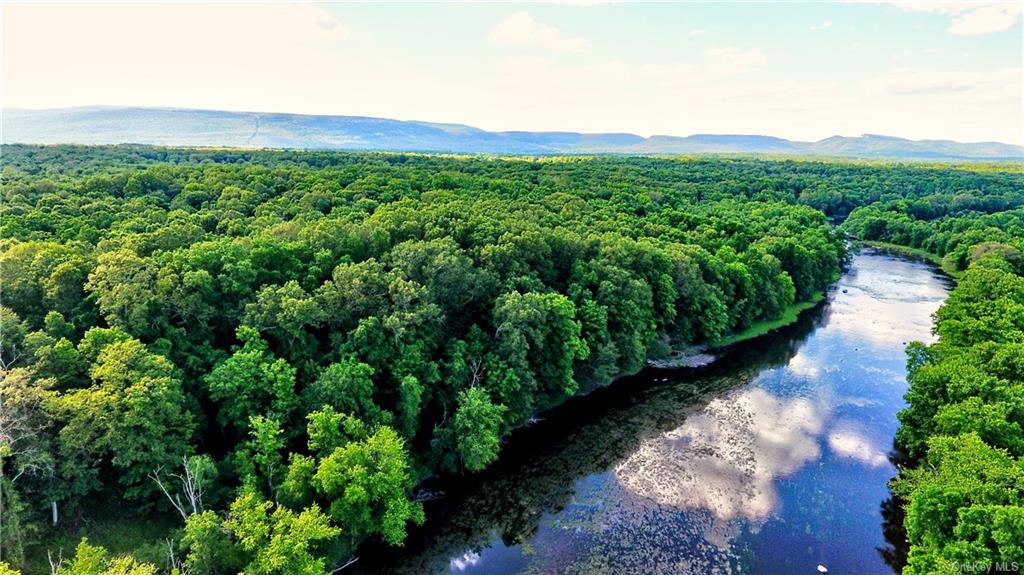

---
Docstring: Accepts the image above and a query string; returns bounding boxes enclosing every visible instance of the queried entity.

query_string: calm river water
[358,249,951,575]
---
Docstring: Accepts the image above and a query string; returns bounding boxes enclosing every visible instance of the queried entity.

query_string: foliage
[4,144,1019,569]
[46,339,194,502]
[222,492,339,575]
[449,387,507,473]
[279,408,424,551]
[891,247,1024,574]
[53,539,159,575]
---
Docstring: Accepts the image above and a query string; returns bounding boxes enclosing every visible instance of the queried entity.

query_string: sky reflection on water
[357,250,951,575]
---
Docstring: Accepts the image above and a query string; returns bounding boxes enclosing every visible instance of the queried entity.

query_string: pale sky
[3,2,1023,144]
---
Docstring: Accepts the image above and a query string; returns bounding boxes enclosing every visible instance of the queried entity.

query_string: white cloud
[948,3,1024,34]
[449,551,481,572]
[850,1,1023,35]
[615,388,825,523]
[861,67,1021,98]
[477,50,1020,143]
[487,11,589,52]
[810,20,834,30]
[3,3,1019,145]
[689,28,707,36]
[827,427,888,467]
[704,46,768,75]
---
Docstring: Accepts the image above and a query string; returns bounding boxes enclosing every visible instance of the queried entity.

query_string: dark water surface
[357,249,951,575]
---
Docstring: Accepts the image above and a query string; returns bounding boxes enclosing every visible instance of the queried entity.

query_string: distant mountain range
[4,106,1022,160]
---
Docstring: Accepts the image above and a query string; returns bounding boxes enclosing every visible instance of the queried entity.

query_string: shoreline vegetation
[842,202,1024,573]
[1,145,1021,574]
[645,289,826,369]
[710,290,827,349]
[858,240,962,278]
[888,250,1024,574]
[704,231,976,355]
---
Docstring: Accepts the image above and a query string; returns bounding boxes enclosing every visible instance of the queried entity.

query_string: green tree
[223,492,339,575]
[0,368,56,565]
[181,510,243,575]
[396,375,423,439]
[85,250,161,339]
[48,339,194,501]
[489,291,587,423]
[935,266,1024,347]
[236,416,286,501]
[300,359,387,426]
[280,408,423,548]
[54,539,158,575]
[206,327,298,436]
[451,387,507,473]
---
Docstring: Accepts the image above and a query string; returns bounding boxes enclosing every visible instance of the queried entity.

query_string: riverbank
[649,289,831,368]
[710,291,826,349]
[859,241,961,278]
[358,250,951,575]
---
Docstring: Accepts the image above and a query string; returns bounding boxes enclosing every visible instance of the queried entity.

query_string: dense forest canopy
[0,144,1021,573]
[841,196,1024,575]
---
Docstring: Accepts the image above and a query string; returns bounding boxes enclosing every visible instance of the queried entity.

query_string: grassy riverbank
[711,291,826,348]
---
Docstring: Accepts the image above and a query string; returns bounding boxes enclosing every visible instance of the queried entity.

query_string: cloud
[850,1,1023,35]
[861,67,1022,98]
[689,28,707,36]
[810,20,834,30]
[482,49,1020,144]
[828,428,888,467]
[487,11,589,52]
[4,3,1019,145]
[948,3,1024,34]
[704,46,768,75]
[615,388,825,523]
[449,551,481,572]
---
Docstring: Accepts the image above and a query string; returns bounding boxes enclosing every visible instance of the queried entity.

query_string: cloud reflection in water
[615,387,824,523]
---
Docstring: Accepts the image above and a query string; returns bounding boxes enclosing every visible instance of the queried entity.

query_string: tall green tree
[206,327,298,436]
[47,339,194,501]
[450,387,507,473]
[280,408,424,549]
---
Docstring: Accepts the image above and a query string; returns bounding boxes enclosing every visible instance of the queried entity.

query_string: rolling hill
[4,106,1021,160]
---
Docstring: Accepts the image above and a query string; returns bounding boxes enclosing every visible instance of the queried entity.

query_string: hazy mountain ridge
[4,106,1022,160]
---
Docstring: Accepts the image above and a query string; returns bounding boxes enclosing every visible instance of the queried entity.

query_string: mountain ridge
[4,106,1022,160]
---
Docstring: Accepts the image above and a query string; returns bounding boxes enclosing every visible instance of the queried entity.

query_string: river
[356,248,952,575]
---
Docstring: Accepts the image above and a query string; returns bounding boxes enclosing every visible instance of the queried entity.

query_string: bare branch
[48,549,64,575]
[165,537,189,574]
[150,466,188,522]
[328,556,359,574]
[150,455,208,523]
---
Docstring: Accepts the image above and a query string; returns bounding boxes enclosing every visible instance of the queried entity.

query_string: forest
[841,197,1024,574]
[0,144,1022,574]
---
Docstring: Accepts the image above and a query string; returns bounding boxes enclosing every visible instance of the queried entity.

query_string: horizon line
[5,104,1022,149]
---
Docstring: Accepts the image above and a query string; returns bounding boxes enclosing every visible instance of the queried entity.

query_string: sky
[3,1,1023,144]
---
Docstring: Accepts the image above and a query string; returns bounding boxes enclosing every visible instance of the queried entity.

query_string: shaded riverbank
[355,249,951,574]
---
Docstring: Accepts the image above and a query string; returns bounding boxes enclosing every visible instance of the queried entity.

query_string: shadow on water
[878,441,912,573]
[355,297,833,574]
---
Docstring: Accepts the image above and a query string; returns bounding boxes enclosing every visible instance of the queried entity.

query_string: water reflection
[357,249,950,575]
[878,440,912,572]
[615,388,824,523]
[827,422,889,468]
[357,317,819,575]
